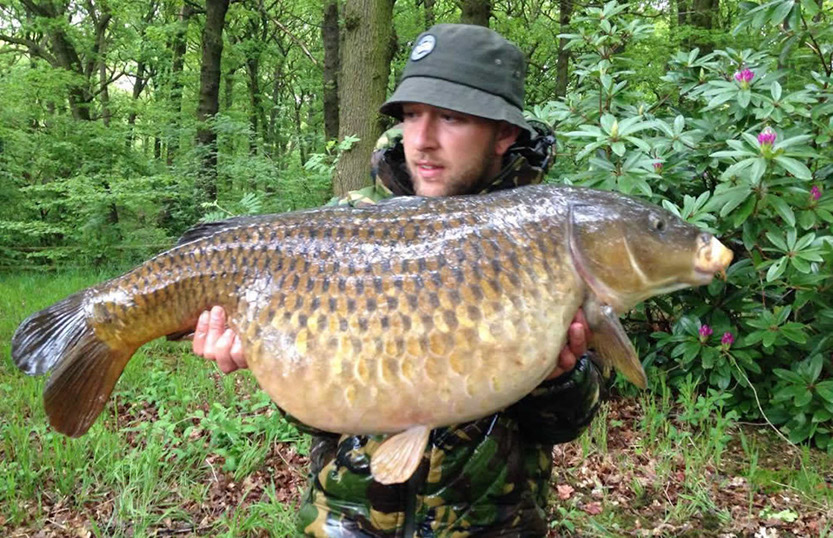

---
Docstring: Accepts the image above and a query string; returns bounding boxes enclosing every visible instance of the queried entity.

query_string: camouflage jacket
[296,124,606,537]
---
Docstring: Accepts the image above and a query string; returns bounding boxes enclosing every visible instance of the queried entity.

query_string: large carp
[12,185,732,484]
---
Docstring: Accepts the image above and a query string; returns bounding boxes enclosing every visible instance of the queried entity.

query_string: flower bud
[721,332,734,347]
[757,126,777,148]
[733,68,754,89]
[811,185,822,202]
[699,324,713,343]
[653,161,663,174]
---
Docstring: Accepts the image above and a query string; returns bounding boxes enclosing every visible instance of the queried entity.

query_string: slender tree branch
[269,16,318,67]
[89,69,125,98]
[0,33,58,65]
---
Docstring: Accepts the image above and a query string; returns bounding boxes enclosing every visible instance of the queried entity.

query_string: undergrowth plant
[534,0,833,446]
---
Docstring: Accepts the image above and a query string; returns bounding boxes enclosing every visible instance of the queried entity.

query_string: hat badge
[411,35,436,61]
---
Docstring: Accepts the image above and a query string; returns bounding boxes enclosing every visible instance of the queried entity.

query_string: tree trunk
[168,3,194,165]
[268,56,286,164]
[322,0,340,143]
[127,63,147,145]
[690,0,718,53]
[334,0,395,196]
[458,0,490,27]
[91,3,112,126]
[677,0,688,26]
[195,0,231,206]
[424,0,435,28]
[246,56,262,155]
[555,0,572,98]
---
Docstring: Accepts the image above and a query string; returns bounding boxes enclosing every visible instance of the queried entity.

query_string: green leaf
[816,381,833,403]
[673,115,685,135]
[768,196,795,227]
[766,257,788,282]
[774,156,812,180]
[776,134,813,150]
[774,369,804,385]
[771,1,794,26]
[611,141,626,156]
[795,388,813,407]
[765,232,788,251]
[808,354,823,382]
[771,81,782,101]
[738,91,751,108]
[798,210,816,230]
[600,114,617,135]
[747,157,767,185]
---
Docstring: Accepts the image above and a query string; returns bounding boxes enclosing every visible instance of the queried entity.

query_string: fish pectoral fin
[588,305,648,389]
[370,425,430,485]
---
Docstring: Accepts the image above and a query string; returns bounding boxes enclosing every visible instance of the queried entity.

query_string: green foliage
[534,0,833,444]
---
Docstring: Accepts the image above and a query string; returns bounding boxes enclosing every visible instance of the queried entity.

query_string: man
[194,24,606,537]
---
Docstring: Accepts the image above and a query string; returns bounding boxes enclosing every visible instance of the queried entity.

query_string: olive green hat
[380,23,533,135]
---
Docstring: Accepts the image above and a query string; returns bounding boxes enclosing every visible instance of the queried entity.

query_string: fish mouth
[693,235,734,283]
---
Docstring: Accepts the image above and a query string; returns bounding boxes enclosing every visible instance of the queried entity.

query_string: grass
[2,269,833,537]
[1,269,306,537]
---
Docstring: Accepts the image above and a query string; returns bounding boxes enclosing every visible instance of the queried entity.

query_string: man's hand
[193,306,247,373]
[546,309,592,380]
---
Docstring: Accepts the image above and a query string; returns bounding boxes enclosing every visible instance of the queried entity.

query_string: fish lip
[692,267,717,284]
[693,235,734,282]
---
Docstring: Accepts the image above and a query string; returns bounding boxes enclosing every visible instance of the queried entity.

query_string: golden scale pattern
[89,194,576,434]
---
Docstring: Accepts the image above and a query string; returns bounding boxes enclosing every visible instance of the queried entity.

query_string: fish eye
[651,215,666,232]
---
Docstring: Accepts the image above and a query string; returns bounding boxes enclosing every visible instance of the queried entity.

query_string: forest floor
[2,272,832,537]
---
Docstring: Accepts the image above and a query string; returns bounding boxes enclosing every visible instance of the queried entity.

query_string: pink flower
[734,68,754,89]
[721,332,734,346]
[653,161,663,173]
[699,324,713,342]
[757,126,777,147]
[811,185,822,201]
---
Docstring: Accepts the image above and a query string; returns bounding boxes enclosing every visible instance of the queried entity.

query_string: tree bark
[555,0,573,98]
[322,0,340,143]
[677,0,688,27]
[689,0,718,53]
[168,3,195,165]
[246,56,262,154]
[195,0,231,206]
[458,0,490,27]
[334,0,395,196]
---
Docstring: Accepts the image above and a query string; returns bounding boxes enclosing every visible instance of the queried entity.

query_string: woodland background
[2,0,833,535]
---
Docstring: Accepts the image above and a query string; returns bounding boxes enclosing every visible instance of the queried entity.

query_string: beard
[408,138,501,197]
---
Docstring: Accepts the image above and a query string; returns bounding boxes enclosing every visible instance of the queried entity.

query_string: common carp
[12,185,733,484]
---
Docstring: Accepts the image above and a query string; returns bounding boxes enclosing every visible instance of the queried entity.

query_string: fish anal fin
[370,425,430,485]
[587,305,648,389]
[44,338,135,437]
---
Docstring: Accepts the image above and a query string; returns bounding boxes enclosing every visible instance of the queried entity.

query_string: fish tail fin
[12,292,135,437]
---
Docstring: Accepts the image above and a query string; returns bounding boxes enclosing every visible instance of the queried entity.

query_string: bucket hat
[380,23,533,135]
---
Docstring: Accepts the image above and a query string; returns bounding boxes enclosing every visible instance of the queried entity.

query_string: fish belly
[238,234,582,434]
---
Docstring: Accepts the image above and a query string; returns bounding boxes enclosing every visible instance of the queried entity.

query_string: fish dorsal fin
[175,215,276,247]
[370,425,430,485]
[585,299,648,389]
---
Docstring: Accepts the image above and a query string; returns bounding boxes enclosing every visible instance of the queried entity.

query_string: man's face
[401,103,519,197]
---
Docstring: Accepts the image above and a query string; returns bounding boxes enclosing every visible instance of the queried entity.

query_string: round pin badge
[411,35,436,61]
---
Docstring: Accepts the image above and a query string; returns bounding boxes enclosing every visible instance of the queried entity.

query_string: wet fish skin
[11,185,732,446]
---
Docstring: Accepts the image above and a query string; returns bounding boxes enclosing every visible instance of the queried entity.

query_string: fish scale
[234,197,573,435]
[11,185,733,484]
